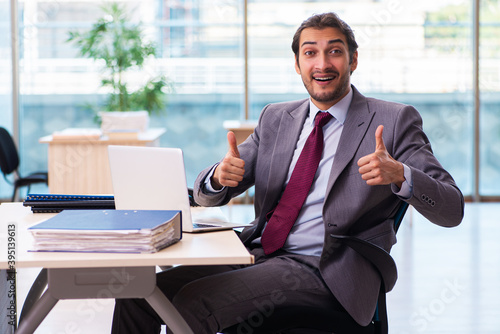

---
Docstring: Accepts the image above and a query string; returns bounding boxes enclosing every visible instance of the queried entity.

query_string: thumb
[375,125,387,152]
[227,131,240,158]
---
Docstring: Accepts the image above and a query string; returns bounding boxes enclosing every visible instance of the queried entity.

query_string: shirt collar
[308,88,353,126]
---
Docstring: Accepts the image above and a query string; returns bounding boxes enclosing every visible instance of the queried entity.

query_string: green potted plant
[67,2,169,132]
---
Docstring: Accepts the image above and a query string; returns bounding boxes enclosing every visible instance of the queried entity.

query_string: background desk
[223,120,257,145]
[0,203,253,333]
[39,128,165,195]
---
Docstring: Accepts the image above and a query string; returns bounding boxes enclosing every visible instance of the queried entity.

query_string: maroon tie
[261,111,333,255]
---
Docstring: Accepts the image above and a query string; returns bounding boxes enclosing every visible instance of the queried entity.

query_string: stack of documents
[29,210,182,253]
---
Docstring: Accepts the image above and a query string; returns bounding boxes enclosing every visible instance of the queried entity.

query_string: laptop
[107,145,250,233]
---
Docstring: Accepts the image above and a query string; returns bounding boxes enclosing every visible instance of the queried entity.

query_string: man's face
[295,27,358,110]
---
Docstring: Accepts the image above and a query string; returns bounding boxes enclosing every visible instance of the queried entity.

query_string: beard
[302,69,351,105]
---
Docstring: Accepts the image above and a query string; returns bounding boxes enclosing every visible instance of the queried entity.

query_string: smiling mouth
[313,76,336,83]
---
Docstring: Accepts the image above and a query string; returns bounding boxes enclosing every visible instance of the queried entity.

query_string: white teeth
[315,77,334,81]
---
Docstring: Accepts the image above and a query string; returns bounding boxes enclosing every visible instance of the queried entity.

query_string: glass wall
[16,0,244,191]
[0,0,13,198]
[155,0,245,184]
[247,0,475,196]
[0,0,12,126]
[5,0,500,199]
[479,0,500,196]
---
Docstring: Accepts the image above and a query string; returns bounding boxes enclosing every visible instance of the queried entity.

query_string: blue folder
[29,209,180,231]
[28,209,183,253]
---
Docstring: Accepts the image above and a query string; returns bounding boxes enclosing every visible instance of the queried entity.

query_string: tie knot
[315,112,333,128]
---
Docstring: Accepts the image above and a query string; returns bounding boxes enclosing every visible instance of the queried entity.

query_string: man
[112,12,464,333]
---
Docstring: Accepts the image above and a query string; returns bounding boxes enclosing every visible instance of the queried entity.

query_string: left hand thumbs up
[375,124,386,152]
[357,125,405,187]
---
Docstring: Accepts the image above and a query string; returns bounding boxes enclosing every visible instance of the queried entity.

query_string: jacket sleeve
[390,105,464,227]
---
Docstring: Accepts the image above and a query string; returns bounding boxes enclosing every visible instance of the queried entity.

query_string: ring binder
[24,194,116,213]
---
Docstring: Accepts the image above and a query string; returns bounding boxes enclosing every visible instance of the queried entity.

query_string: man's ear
[294,56,300,74]
[350,51,358,74]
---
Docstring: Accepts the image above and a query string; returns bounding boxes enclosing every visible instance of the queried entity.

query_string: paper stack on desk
[28,210,182,253]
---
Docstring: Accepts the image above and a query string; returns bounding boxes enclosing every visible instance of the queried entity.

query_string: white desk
[0,203,254,333]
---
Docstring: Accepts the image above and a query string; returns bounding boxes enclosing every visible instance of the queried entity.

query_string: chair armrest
[330,234,397,292]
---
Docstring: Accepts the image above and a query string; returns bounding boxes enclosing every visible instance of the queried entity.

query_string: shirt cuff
[394,164,413,199]
[204,163,225,193]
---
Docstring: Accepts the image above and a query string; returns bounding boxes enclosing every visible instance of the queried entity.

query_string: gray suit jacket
[193,85,464,325]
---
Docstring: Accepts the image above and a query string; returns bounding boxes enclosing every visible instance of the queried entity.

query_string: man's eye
[331,49,342,54]
[304,51,314,56]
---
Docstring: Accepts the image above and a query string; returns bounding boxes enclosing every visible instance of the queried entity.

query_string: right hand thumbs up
[211,131,245,190]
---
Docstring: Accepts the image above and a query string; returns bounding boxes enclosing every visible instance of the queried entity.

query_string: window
[0,0,14,197]
[247,0,474,195]
[5,0,498,199]
[479,0,500,196]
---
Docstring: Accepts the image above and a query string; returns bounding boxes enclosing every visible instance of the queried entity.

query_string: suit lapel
[264,99,310,210]
[326,87,375,197]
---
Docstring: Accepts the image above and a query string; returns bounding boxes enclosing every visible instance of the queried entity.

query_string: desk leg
[15,290,58,334]
[19,267,194,334]
[15,267,194,334]
[145,286,194,334]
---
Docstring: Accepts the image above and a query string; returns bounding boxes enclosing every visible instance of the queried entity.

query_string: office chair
[222,201,409,334]
[0,127,48,201]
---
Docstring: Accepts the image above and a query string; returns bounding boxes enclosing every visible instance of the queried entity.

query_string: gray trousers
[111,247,344,334]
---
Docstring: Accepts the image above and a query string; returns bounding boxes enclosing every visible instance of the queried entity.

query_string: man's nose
[314,53,330,71]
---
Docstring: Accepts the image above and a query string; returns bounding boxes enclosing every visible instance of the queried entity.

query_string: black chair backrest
[393,201,409,233]
[0,127,20,175]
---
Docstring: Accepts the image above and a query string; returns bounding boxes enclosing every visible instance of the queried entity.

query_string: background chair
[0,127,48,201]
[222,201,409,334]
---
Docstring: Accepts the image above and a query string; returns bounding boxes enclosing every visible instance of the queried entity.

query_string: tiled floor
[387,203,500,333]
[14,203,500,333]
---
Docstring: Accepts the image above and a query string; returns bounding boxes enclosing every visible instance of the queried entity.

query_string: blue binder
[28,210,182,253]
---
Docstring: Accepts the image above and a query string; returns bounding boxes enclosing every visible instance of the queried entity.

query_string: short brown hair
[292,12,358,64]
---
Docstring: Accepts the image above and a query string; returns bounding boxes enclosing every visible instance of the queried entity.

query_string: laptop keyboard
[193,222,221,228]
